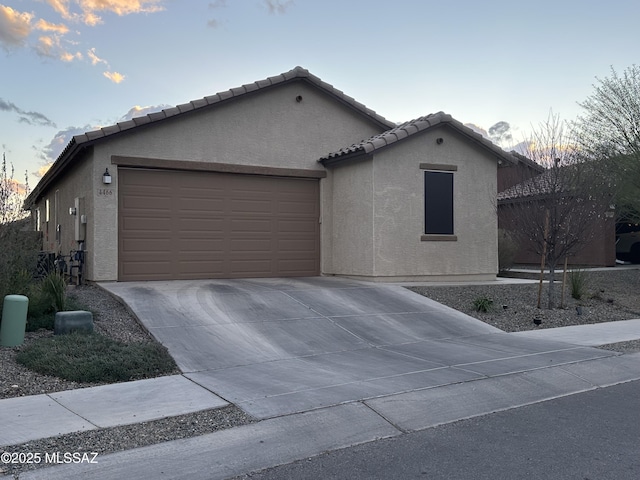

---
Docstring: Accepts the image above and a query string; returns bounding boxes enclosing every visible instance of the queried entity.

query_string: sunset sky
[1,0,639,188]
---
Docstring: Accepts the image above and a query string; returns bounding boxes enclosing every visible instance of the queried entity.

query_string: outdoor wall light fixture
[69,207,77,216]
[102,168,112,184]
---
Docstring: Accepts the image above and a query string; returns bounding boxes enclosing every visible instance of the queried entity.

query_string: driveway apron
[101,277,617,419]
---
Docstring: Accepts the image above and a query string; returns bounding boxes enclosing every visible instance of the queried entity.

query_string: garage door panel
[176,239,224,252]
[228,238,273,252]
[278,200,317,215]
[179,218,225,233]
[230,199,275,215]
[121,261,172,277]
[122,217,172,233]
[227,259,273,274]
[122,238,172,252]
[230,219,274,233]
[119,168,319,281]
[176,261,225,275]
[177,197,225,212]
[121,195,173,210]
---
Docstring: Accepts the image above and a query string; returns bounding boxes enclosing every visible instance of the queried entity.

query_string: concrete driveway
[101,277,615,419]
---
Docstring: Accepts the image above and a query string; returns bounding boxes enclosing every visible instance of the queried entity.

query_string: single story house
[25,66,519,283]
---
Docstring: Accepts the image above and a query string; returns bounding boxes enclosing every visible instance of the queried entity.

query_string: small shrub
[473,296,494,313]
[569,269,588,300]
[41,271,67,312]
[0,219,41,299]
[16,332,177,383]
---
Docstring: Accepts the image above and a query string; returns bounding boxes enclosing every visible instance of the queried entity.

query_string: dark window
[424,171,453,235]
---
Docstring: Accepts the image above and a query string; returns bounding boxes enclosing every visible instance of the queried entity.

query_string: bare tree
[0,153,37,298]
[574,65,640,223]
[0,153,29,225]
[499,113,613,309]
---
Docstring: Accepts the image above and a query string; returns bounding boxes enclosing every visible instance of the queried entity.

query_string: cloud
[6,1,167,80]
[38,124,93,167]
[0,98,57,128]
[207,1,226,28]
[36,104,168,174]
[103,71,125,83]
[488,121,513,145]
[45,0,73,19]
[35,33,82,61]
[52,0,166,25]
[35,18,69,34]
[119,104,172,121]
[87,47,107,65]
[464,123,489,138]
[264,0,294,14]
[35,163,53,178]
[0,5,33,49]
[60,50,83,61]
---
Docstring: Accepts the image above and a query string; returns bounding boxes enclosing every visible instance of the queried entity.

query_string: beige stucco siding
[89,81,384,281]
[372,128,498,279]
[33,149,94,278]
[324,159,375,276]
[326,127,499,281]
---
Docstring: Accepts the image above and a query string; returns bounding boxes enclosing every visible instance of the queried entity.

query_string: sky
[1,0,640,189]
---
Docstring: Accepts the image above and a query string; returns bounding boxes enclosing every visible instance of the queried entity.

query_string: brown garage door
[118,168,320,281]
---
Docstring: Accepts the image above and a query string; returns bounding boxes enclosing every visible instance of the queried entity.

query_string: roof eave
[319,150,372,167]
[23,138,89,208]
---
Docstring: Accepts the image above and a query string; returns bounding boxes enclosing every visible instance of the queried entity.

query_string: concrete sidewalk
[15,352,640,479]
[0,375,227,447]
[2,320,640,450]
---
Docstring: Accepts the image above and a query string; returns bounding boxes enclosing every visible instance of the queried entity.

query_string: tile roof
[497,165,577,201]
[68,66,394,148]
[26,66,395,206]
[319,112,517,166]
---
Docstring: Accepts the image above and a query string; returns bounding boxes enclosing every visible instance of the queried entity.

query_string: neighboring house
[497,165,616,267]
[497,151,544,192]
[25,66,518,283]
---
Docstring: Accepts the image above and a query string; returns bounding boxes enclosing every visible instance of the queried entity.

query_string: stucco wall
[33,149,94,278]
[88,81,384,281]
[324,158,374,276]
[326,126,499,281]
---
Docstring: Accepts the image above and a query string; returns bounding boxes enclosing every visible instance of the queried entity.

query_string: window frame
[420,163,457,242]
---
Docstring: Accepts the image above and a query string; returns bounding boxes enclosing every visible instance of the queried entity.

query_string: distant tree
[498,114,613,309]
[0,152,38,298]
[0,152,29,224]
[574,65,640,223]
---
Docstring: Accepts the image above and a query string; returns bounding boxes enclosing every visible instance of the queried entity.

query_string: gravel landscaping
[408,268,640,353]
[1,269,639,477]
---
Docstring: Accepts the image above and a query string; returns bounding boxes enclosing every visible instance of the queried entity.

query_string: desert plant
[16,332,178,383]
[473,296,494,313]
[0,221,40,300]
[41,271,67,312]
[569,268,588,300]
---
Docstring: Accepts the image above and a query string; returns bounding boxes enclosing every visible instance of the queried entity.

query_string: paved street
[236,380,640,480]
